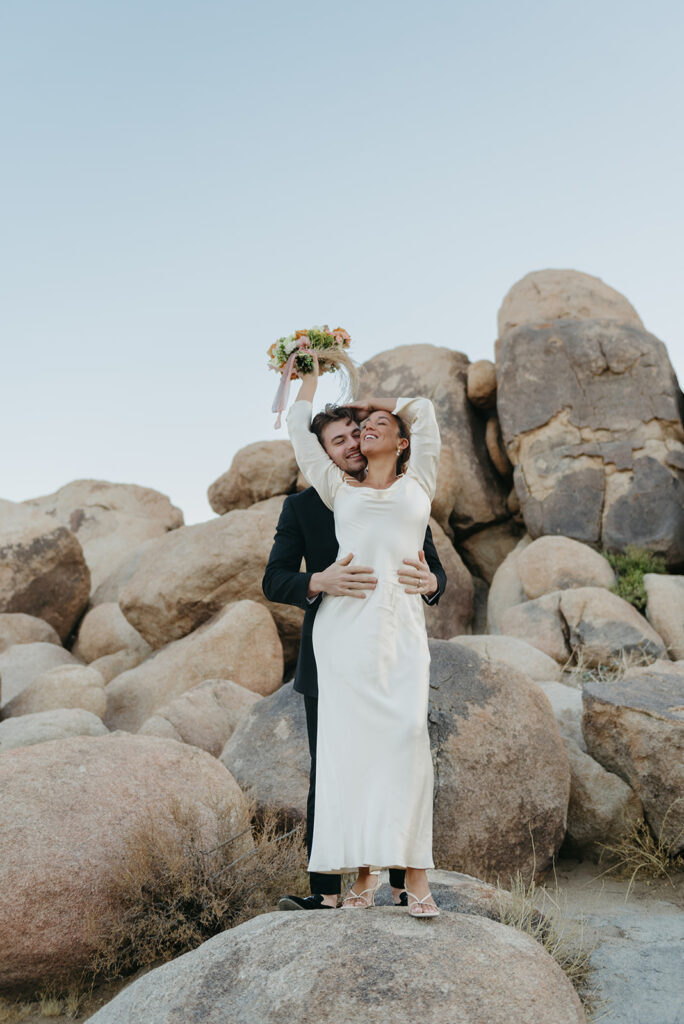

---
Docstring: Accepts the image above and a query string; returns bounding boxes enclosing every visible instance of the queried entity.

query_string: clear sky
[2,0,682,525]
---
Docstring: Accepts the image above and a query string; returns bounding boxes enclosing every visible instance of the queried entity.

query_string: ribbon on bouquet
[271,351,298,429]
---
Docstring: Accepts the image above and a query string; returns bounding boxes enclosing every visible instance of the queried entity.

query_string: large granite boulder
[563,734,643,851]
[221,681,309,821]
[486,534,533,632]
[535,680,584,747]
[0,613,61,653]
[428,641,569,880]
[358,345,510,539]
[22,480,183,594]
[496,268,643,344]
[644,573,684,659]
[423,518,473,638]
[516,535,615,599]
[496,317,684,567]
[501,587,666,666]
[105,600,282,732]
[0,708,108,752]
[2,663,106,719]
[118,496,303,665]
[139,678,261,757]
[0,642,80,710]
[466,358,498,409]
[73,601,151,665]
[0,733,249,992]
[0,499,90,641]
[224,643,571,882]
[582,664,684,850]
[458,520,522,585]
[207,440,298,514]
[535,683,643,853]
[87,910,586,1024]
[89,538,158,606]
[450,634,562,681]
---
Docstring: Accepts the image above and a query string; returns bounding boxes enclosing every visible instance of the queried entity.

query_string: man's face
[320,417,366,476]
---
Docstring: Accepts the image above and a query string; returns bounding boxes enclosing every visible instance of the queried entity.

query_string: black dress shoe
[278,893,336,911]
[394,891,408,907]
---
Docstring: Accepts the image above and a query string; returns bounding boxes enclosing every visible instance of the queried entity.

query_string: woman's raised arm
[286,357,344,510]
[392,397,441,500]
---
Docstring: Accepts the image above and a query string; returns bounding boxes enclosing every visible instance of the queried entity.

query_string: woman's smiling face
[360,410,405,457]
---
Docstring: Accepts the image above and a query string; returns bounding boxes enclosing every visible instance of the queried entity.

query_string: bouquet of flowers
[268,325,358,427]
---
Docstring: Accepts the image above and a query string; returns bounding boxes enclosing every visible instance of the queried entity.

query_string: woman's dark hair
[396,414,411,476]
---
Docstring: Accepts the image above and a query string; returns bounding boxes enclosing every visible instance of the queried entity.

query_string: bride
[286,353,441,917]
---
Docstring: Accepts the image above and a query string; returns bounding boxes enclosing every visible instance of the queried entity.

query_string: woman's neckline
[342,474,406,492]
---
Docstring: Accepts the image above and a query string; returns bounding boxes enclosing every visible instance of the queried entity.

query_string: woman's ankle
[405,868,428,891]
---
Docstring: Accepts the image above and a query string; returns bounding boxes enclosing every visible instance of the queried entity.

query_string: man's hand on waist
[398,550,438,597]
[307,553,377,600]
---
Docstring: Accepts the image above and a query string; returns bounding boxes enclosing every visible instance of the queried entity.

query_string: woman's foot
[404,868,439,917]
[342,868,380,908]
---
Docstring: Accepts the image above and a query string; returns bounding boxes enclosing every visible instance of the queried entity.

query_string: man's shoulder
[283,487,332,519]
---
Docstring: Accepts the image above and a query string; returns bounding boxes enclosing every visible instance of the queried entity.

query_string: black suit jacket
[262,487,447,697]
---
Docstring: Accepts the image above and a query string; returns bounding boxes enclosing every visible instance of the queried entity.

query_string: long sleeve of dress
[286,400,345,511]
[393,397,441,501]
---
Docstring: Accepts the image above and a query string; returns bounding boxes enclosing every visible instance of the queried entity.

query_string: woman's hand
[347,397,397,421]
[346,399,373,421]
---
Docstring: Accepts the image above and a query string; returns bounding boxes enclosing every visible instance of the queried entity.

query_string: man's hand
[308,553,377,599]
[398,550,438,597]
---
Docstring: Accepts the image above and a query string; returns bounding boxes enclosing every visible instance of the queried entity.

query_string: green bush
[604,544,667,611]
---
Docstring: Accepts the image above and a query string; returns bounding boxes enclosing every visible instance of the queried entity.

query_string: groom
[262,403,447,909]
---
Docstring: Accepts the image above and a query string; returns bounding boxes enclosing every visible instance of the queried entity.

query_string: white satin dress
[287,396,441,872]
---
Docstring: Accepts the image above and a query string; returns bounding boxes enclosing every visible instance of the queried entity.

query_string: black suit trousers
[304,695,406,895]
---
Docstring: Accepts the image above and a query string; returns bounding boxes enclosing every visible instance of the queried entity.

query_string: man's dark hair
[310,404,359,445]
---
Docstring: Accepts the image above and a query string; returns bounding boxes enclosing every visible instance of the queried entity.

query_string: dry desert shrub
[84,798,308,984]
[595,809,684,897]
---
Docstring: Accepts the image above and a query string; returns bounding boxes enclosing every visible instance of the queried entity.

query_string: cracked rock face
[500,586,666,666]
[496,318,684,567]
[582,664,684,851]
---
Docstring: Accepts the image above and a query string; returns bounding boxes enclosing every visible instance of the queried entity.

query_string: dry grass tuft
[561,645,654,690]
[496,870,601,1018]
[84,799,308,984]
[0,985,85,1023]
[595,811,684,898]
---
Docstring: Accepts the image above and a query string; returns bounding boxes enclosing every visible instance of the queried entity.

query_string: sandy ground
[2,853,682,1023]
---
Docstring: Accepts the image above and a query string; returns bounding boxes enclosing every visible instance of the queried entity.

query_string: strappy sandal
[341,875,381,909]
[405,889,440,918]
